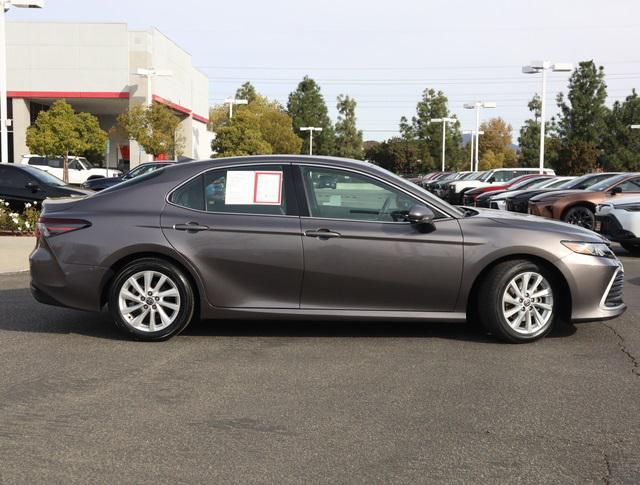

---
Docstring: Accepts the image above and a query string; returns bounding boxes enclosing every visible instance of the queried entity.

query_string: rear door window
[170,165,290,216]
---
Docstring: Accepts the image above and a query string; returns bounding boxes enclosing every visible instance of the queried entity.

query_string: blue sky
[7,0,640,141]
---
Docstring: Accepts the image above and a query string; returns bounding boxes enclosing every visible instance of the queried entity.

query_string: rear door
[295,164,464,312]
[161,163,304,309]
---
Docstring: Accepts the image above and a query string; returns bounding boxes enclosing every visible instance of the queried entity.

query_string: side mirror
[25,182,39,193]
[610,186,623,195]
[408,204,435,226]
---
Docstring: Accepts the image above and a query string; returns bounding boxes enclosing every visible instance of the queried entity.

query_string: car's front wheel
[563,205,595,229]
[478,260,558,343]
[109,258,195,340]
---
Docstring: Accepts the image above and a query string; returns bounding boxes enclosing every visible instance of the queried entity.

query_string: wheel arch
[560,201,596,221]
[99,250,204,317]
[465,253,572,323]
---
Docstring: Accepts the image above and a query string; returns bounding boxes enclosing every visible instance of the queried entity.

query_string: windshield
[478,171,494,182]
[509,177,547,190]
[22,166,67,186]
[588,174,629,192]
[562,173,615,190]
[546,178,574,189]
[75,157,94,169]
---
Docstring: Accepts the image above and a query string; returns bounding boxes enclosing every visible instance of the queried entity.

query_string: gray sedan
[30,156,625,342]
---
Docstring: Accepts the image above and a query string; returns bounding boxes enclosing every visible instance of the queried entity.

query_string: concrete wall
[7,22,130,93]
[6,22,211,167]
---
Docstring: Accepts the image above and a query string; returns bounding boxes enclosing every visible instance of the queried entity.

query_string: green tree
[287,76,335,155]
[365,137,425,175]
[400,88,464,171]
[478,117,517,170]
[118,103,184,159]
[26,100,108,183]
[334,95,363,159]
[235,81,259,103]
[211,92,301,157]
[552,60,608,174]
[601,89,640,171]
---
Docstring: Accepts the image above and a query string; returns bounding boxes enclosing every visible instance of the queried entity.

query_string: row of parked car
[415,167,640,254]
[0,158,175,212]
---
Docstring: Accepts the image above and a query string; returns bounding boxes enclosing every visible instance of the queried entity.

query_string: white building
[4,21,212,168]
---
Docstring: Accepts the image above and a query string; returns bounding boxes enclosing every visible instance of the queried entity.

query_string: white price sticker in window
[225,170,283,205]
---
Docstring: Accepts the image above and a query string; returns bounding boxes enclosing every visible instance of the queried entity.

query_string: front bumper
[556,252,626,322]
[528,201,554,218]
[595,213,640,244]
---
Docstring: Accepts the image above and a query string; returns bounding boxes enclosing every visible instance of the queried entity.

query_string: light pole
[429,117,456,172]
[463,130,484,171]
[463,102,496,171]
[300,126,322,155]
[224,97,248,118]
[135,68,173,107]
[522,61,573,174]
[1,0,44,164]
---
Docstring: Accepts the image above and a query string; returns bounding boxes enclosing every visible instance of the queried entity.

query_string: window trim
[166,162,300,218]
[294,163,453,224]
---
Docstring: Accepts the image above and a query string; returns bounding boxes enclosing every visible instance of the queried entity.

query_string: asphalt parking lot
[0,249,638,484]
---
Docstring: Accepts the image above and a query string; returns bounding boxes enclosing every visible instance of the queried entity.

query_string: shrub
[0,199,41,235]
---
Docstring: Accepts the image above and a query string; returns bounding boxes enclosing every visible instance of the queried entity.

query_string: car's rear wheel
[621,241,640,255]
[563,205,595,229]
[109,258,195,340]
[478,260,558,343]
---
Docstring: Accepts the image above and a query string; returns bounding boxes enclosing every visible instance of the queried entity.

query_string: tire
[620,242,640,255]
[477,259,559,343]
[563,205,595,229]
[109,258,195,341]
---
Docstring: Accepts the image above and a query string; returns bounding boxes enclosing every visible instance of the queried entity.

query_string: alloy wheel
[118,270,181,332]
[501,271,554,336]
[566,207,594,229]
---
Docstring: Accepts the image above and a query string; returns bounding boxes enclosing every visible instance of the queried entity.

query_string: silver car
[30,156,625,342]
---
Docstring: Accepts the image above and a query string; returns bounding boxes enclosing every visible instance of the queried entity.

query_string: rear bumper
[30,244,108,312]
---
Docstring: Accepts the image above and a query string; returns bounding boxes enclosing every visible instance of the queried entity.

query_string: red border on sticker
[253,171,283,204]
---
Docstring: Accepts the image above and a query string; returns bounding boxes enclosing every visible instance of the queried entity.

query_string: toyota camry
[30,156,625,342]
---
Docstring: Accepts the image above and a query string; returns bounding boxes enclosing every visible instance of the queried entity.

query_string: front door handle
[304,229,342,239]
[173,222,210,232]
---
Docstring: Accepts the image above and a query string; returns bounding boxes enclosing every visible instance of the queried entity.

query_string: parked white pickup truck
[20,155,121,185]
[444,167,555,204]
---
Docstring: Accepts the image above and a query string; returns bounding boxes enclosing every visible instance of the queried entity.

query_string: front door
[297,165,463,312]
[161,163,303,309]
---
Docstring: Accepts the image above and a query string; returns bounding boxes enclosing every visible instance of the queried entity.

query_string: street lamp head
[300,127,322,132]
[551,62,573,72]
[482,102,497,109]
[6,0,44,8]
[463,103,477,109]
[631,125,640,129]
[522,65,539,74]
[429,118,443,123]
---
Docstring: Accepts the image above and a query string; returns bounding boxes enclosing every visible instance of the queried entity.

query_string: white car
[445,167,556,204]
[595,196,640,254]
[20,155,121,185]
[488,177,575,210]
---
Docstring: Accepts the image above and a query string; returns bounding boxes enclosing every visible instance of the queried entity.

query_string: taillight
[36,217,91,238]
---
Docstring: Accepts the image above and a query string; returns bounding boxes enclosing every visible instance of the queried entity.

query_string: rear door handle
[304,229,342,239]
[173,222,210,232]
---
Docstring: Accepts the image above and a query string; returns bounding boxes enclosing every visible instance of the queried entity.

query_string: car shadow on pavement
[0,286,576,343]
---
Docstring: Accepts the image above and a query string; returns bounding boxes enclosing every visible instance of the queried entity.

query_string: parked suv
[21,155,121,185]
[596,196,640,254]
[445,168,555,204]
[529,173,640,230]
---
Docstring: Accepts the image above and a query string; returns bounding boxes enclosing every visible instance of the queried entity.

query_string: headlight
[561,241,616,258]
[615,203,640,212]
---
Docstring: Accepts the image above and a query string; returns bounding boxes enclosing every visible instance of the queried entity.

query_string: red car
[462,174,552,206]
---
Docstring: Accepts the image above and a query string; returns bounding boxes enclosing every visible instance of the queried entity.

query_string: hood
[530,189,584,203]
[470,207,605,242]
